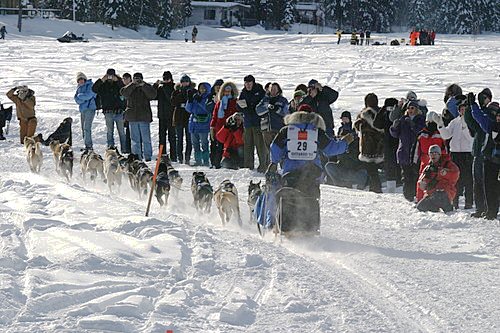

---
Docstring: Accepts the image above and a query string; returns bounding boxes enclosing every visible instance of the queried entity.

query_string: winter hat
[478,88,493,106]
[307,79,319,88]
[455,94,468,107]
[406,91,418,101]
[426,111,439,123]
[123,72,132,79]
[384,98,399,108]
[213,79,224,87]
[428,144,442,155]
[364,93,379,108]
[408,100,419,109]
[162,71,173,81]
[293,90,306,98]
[244,75,255,83]
[340,110,352,119]
[76,72,87,82]
[106,68,116,76]
[180,74,191,83]
[133,72,143,80]
[297,104,315,113]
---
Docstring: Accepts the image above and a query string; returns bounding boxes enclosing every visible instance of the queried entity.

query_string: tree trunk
[17,0,22,32]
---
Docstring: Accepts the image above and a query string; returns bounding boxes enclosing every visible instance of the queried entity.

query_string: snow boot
[386,180,396,193]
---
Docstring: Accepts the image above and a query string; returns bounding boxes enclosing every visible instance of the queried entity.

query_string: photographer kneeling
[216,112,244,169]
[416,144,460,213]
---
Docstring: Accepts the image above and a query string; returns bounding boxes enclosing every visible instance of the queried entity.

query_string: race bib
[287,126,318,160]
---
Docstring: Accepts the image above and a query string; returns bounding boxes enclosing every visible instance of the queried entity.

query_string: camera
[227,117,236,127]
[108,75,113,80]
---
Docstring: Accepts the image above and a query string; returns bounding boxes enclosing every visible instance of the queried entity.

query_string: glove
[193,93,202,102]
[341,133,355,145]
[467,92,475,105]
[392,119,401,128]
[265,163,277,176]
[434,113,444,128]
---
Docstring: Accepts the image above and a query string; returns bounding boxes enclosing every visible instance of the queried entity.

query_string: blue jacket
[74,80,96,112]
[471,102,497,157]
[270,112,347,175]
[186,82,212,134]
[256,94,289,131]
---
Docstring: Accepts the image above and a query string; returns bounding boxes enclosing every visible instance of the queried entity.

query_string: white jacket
[438,116,473,152]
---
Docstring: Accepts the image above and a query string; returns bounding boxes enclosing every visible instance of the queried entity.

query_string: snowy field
[0,17,499,332]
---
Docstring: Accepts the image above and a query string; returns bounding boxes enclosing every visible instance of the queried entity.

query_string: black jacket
[301,86,339,134]
[154,81,175,123]
[92,78,124,112]
[120,83,157,123]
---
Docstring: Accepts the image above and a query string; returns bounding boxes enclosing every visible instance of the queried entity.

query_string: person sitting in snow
[416,145,459,213]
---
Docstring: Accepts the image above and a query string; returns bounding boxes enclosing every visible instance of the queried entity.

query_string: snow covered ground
[0,16,499,332]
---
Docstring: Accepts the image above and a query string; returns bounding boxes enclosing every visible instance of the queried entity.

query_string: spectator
[172,74,195,164]
[435,97,473,209]
[256,82,289,161]
[209,79,224,167]
[301,79,339,137]
[121,73,132,154]
[6,85,37,144]
[354,93,385,193]
[390,100,426,201]
[289,90,306,113]
[0,25,6,40]
[416,145,459,213]
[365,30,371,45]
[237,75,267,172]
[192,26,198,43]
[336,29,342,44]
[216,113,244,169]
[470,90,499,220]
[120,73,157,161]
[360,30,365,45]
[153,71,176,159]
[74,72,96,151]
[382,98,403,193]
[92,68,126,151]
[210,82,238,168]
[186,82,212,166]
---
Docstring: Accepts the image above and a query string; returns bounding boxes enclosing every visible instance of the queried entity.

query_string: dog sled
[57,31,88,43]
[255,165,321,239]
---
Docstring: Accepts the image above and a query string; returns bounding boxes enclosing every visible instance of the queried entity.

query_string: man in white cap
[416,144,459,213]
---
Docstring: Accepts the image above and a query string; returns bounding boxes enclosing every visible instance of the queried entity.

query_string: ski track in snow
[0,17,499,332]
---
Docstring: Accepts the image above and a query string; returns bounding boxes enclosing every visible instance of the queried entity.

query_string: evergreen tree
[282,0,295,30]
[157,0,173,38]
[105,0,125,29]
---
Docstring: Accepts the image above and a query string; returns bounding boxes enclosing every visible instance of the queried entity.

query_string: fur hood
[284,111,326,131]
[218,81,238,101]
[354,107,384,133]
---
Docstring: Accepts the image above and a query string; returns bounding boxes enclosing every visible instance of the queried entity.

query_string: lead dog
[155,158,171,206]
[191,171,213,213]
[24,136,43,173]
[215,179,242,226]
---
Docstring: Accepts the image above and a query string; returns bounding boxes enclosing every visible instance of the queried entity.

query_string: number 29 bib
[287,126,318,160]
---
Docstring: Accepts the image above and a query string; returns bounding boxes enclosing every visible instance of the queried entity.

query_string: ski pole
[145,144,164,217]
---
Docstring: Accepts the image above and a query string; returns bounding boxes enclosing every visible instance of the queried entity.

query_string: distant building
[189,1,251,27]
[296,1,320,25]
[0,0,17,8]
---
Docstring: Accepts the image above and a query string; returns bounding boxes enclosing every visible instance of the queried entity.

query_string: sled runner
[274,187,320,238]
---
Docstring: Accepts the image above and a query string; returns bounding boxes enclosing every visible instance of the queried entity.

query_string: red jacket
[216,125,244,158]
[210,99,238,134]
[415,128,447,171]
[417,156,460,202]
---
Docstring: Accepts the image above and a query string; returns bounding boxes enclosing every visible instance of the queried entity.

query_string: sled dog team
[22,135,247,226]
